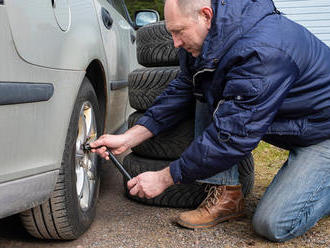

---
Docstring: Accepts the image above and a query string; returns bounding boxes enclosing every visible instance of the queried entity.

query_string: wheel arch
[85,59,107,132]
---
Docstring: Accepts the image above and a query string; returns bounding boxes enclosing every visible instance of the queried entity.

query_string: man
[92,0,330,242]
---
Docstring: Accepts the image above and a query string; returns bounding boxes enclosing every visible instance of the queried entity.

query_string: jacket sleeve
[135,70,195,135]
[170,46,300,184]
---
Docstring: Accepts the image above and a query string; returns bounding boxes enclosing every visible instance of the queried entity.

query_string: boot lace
[200,185,223,210]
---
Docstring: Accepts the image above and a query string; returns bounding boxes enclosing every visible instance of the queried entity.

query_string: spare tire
[123,153,207,208]
[128,111,194,160]
[136,21,179,67]
[128,67,180,111]
[238,153,254,196]
[123,153,255,208]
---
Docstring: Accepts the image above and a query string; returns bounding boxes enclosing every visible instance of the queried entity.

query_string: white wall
[273,0,330,47]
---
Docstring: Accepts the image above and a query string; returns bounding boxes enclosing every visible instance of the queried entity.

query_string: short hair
[165,0,211,18]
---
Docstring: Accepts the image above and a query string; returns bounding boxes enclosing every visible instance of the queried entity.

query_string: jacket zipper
[192,68,216,88]
[213,99,225,118]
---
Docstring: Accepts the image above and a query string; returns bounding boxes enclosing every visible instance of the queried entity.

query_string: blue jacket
[136,0,330,184]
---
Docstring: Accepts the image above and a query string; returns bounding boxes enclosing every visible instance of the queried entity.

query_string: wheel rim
[75,101,98,211]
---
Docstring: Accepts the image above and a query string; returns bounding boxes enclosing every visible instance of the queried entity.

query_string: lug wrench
[82,144,132,180]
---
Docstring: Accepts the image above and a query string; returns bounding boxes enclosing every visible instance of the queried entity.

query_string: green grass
[252,141,288,186]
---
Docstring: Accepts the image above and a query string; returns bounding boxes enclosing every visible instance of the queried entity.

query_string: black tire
[20,78,102,240]
[123,154,254,208]
[137,21,179,67]
[128,111,194,160]
[128,67,180,111]
[238,153,254,196]
[123,153,207,208]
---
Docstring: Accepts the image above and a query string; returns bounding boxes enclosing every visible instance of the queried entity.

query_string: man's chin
[191,51,200,57]
[184,47,200,57]
[188,49,200,57]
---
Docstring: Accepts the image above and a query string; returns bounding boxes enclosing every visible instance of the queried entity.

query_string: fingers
[90,138,102,148]
[90,145,110,160]
[89,135,111,159]
[90,134,109,148]
[128,177,145,198]
[127,177,138,190]
[90,134,128,156]
[127,173,161,199]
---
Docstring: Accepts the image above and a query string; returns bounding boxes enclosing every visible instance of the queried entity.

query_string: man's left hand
[127,167,174,199]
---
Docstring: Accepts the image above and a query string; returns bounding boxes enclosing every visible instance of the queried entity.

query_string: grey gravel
[0,154,329,248]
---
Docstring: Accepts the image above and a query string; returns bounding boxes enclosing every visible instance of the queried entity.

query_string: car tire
[20,77,102,240]
[128,66,180,111]
[136,21,179,67]
[128,111,194,160]
[238,153,254,196]
[123,153,207,208]
[123,153,254,208]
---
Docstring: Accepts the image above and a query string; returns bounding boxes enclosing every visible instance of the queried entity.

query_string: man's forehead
[165,12,193,30]
[166,21,185,30]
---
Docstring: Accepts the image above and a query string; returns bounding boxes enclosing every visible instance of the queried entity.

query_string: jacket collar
[191,0,276,70]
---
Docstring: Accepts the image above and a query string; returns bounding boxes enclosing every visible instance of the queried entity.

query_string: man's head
[164,0,213,57]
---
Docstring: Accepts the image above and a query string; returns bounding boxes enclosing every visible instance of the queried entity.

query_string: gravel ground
[0,153,329,248]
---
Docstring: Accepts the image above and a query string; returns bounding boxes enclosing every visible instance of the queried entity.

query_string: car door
[0,0,105,183]
[93,0,138,132]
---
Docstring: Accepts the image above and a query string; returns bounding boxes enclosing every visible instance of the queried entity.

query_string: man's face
[164,0,211,57]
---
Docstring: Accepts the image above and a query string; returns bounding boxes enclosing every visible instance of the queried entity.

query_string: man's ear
[200,7,213,29]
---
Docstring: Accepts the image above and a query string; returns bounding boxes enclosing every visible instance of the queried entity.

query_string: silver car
[0,0,158,240]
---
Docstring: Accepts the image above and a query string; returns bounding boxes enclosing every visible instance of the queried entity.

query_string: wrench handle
[83,144,132,180]
[106,148,132,181]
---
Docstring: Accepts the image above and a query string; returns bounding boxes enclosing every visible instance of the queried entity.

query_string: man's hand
[90,125,154,160]
[90,134,129,160]
[127,167,174,199]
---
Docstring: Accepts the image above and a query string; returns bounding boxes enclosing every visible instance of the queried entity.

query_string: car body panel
[93,0,140,132]
[0,7,85,186]
[53,0,71,31]
[5,0,105,70]
[0,0,140,219]
[0,170,58,218]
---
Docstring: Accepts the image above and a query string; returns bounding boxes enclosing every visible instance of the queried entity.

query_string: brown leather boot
[177,185,244,229]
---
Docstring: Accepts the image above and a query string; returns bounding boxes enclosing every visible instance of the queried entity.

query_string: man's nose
[172,35,183,48]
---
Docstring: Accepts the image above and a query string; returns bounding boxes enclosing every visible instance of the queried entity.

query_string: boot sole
[176,213,245,229]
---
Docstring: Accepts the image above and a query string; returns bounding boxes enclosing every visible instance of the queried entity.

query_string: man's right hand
[89,124,154,160]
[90,134,129,160]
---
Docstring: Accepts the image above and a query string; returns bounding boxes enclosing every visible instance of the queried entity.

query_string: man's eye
[171,30,180,35]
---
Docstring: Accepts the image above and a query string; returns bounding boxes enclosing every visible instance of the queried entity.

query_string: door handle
[101,7,113,30]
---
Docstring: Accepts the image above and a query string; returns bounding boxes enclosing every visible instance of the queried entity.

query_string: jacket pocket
[213,78,263,140]
[213,100,255,139]
[222,78,263,104]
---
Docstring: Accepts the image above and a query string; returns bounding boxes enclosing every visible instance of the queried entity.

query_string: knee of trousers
[252,210,288,242]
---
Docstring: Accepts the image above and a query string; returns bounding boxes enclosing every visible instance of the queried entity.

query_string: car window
[107,0,131,23]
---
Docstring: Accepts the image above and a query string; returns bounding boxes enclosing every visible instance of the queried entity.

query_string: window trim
[107,0,134,27]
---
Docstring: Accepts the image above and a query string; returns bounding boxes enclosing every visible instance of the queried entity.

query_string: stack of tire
[123,21,255,208]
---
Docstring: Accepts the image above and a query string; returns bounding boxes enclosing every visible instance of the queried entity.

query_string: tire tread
[128,67,180,111]
[128,112,194,160]
[137,21,179,67]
